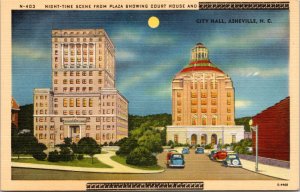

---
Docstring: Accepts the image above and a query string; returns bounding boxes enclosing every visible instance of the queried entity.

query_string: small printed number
[277,183,288,186]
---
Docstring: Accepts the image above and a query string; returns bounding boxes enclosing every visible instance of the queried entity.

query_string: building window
[227,115,231,121]
[96,133,100,140]
[201,92,207,98]
[69,98,74,107]
[227,92,231,97]
[201,108,207,113]
[69,110,74,115]
[76,98,80,107]
[63,79,67,84]
[63,110,67,115]
[60,125,64,130]
[76,71,80,76]
[227,99,231,105]
[202,116,207,125]
[174,134,178,143]
[63,98,68,107]
[212,116,217,125]
[89,79,93,84]
[82,71,86,76]
[64,72,67,76]
[211,99,217,105]
[89,71,93,76]
[86,133,90,137]
[200,99,206,105]
[83,98,87,107]
[211,108,217,113]
[82,110,87,115]
[70,71,74,76]
[192,118,197,125]
[232,135,236,143]
[98,79,102,84]
[89,98,93,107]
[191,92,197,98]
[60,134,64,140]
[82,79,86,84]
[177,116,181,121]
[89,87,93,92]
[191,108,197,113]
[76,79,80,84]
[96,125,100,130]
[96,117,101,122]
[177,108,182,113]
[86,125,90,130]
[89,110,93,115]
[227,108,231,113]
[191,99,197,105]
[50,134,55,140]
[70,79,74,84]
[76,110,80,115]
[211,91,217,98]
[54,79,58,84]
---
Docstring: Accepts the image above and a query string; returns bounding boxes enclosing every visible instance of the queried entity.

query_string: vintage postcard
[1,0,299,191]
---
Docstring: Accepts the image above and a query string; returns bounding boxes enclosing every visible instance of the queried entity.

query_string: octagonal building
[167,43,244,146]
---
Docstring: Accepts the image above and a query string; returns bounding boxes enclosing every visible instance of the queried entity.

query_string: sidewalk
[12,150,164,174]
[240,159,290,180]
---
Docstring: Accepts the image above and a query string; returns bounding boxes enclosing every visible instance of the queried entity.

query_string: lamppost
[249,119,258,172]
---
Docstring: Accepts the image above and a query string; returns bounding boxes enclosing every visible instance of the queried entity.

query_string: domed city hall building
[167,43,244,146]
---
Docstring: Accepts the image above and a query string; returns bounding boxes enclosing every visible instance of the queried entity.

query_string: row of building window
[173,134,236,144]
[177,91,231,98]
[35,103,48,107]
[177,107,231,114]
[54,71,102,77]
[35,95,48,100]
[176,115,231,124]
[190,82,218,90]
[53,37,97,43]
[54,86,99,92]
[52,108,116,115]
[37,133,115,141]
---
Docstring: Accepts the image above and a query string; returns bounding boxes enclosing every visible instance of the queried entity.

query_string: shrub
[167,140,174,146]
[103,142,108,146]
[77,154,84,160]
[32,151,47,161]
[109,141,114,146]
[204,144,211,149]
[59,147,74,161]
[116,137,138,156]
[126,147,157,166]
[48,150,60,162]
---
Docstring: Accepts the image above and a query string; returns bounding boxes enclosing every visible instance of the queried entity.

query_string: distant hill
[17,104,251,133]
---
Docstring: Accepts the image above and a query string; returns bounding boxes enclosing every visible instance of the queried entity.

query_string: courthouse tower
[167,43,244,146]
[34,28,128,148]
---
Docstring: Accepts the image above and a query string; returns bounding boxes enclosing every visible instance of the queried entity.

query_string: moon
[148,16,160,29]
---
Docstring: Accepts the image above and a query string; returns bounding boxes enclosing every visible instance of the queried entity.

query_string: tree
[12,133,39,159]
[160,127,167,146]
[77,137,101,164]
[138,130,163,153]
[126,147,157,166]
[116,137,138,156]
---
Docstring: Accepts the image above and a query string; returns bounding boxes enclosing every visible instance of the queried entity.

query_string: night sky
[12,10,289,117]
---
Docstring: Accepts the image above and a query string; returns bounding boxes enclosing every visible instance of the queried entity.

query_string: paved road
[12,149,278,180]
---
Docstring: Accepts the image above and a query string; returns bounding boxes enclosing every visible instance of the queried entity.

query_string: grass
[12,157,112,168]
[110,155,163,170]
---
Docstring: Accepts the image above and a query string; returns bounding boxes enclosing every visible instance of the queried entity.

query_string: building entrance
[191,134,197,145]
[70,126,80,143]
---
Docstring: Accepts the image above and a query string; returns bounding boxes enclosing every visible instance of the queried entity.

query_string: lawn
[110,155,163,170]
[12,157,112,168]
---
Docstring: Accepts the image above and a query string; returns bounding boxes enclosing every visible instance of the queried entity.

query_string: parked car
[182,147,190,154]
[213,150,228,161]
[195,147,205,154]
[223,153,242,167]
[208,149,218,160]
[167,152,185,168]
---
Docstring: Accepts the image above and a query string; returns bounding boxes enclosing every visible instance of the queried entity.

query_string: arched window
[212,116,217,125]
[202,115,207,125]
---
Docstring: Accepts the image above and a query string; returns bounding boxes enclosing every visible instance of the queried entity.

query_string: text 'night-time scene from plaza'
[11,10,290,181]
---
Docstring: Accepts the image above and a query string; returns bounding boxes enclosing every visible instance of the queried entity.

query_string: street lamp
[249,119,258,172]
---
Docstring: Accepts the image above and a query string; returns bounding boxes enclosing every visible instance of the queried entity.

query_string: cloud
[146,36,175,45]
[111,29,143,43]
[147,83,172,99]
[13,44,49,60]
[229,67,288,78]
[116,50,137,61]
[235,100,252,108]
[118,62,173,91]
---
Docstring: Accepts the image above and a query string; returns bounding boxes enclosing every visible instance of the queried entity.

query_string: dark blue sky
[12,10,289,117]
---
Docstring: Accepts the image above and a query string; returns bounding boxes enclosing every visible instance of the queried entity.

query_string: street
[12,149,278,180]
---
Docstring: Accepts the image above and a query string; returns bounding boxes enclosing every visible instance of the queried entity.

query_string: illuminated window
[70,79,74,84]
[76,79,80,84]
[89,98,93,107]
[70,71,74,76]
[69,110,74,115]
[201,108,207,113]
[202,116,207,125]
[227,115,231,121]
[211,108,217,113]
[201,92,207,98]
[50,134,55,140]
[191,92,197,98]
[69,98,74,107]
[227,99,231,105]
[191,108,197,113]
[96,133,100,140]
[98,79,102,84]
[227,92,231,97]
[191,99,197,105]
[63,98,67,107]
[177,108,182,113]
[177,116,181,121]
[64,72,67,76]
[192,118,197,125]
[177,92,181,97]
[76,110,80,115]
[89,87,93,92]
[211,91,217,98]
[98,71,102,76]
[82,79,86,84]
[211,99,217,105]
[89,71,93,76]
[82,71,86,76]
[76,98,80,107]
[76,71,80,76]
[177,100,182,106]
[201,99,207,105]
[212,116,217,125]
[89,79,93,84]
[227,108,231,113]
[70,87,74,92]
[83,98,87,107]
[63,79,67,84]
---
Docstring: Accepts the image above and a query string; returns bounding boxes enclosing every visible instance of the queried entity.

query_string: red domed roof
[180,59,224,74]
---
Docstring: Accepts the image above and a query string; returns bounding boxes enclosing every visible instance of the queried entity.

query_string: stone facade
[34,28,128,148]
[167,43,244,146]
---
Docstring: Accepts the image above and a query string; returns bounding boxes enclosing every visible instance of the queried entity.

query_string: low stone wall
[238,154,290,168]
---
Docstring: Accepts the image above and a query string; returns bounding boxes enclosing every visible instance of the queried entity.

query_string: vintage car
[212,150,228,161]
[182,147,190,154]
[223,153,242,167]
[195,147,205,154]
[167,152,185,168]
[208,149,218,160]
